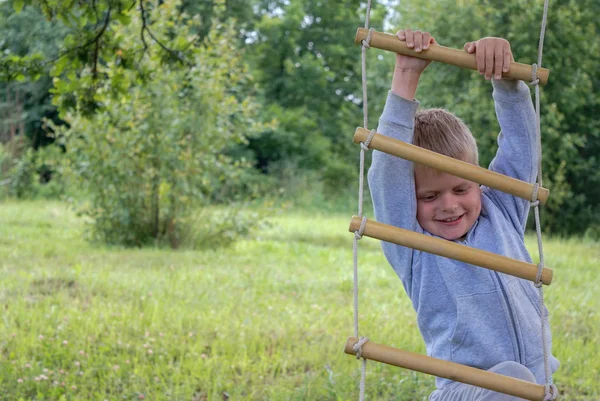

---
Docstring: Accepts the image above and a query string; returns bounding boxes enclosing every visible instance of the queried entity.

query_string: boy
[367,29,560,400]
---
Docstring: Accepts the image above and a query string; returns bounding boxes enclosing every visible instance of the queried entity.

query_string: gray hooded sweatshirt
[367,79,560,390]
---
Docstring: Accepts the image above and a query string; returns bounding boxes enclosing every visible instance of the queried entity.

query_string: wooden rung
[354,128,549,205]
[349,216,552,285]
[344,337,548,401]
[355,28,550,85]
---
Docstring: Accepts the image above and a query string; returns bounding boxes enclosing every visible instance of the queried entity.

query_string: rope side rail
[348,216,553,285]
[354,128,550,205]
[351,3,375,400]
[344,337,549,401]
[354,28,550,85]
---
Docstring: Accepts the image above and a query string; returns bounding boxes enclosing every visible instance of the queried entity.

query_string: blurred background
[1,0,598,244]
[0,1,598,400]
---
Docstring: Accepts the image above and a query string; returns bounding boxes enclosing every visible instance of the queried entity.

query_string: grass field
[0,200,598,400]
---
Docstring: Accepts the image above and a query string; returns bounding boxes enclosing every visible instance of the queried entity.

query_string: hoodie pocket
[450,291,517,368]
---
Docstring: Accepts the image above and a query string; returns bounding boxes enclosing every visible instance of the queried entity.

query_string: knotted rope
[352,2,374,400]
[529,1,558,399]
[351,2,557,400]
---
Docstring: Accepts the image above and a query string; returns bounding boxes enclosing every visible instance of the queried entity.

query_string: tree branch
[93,36,99,78]
[139,0,149,52]
[128,0,137,12]
[92,0,99,22]
[46,7,112,68]
[1,7,113,81]
[139,0,191,65]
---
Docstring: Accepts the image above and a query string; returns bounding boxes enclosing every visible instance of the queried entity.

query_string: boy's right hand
[395,29,437,74]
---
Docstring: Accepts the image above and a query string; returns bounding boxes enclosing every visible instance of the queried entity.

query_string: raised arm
[464,37,538,232]
[368,90,421,293]
[486,78,538,232]
[367,30,435,294]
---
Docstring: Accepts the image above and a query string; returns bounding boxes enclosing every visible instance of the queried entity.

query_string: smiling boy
[413,107,482,241]
[368,29,559,400]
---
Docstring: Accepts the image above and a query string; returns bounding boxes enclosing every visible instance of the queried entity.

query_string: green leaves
[13,0,26,13]
[50,8,264,247]
[3,0,598,238]
[390,0,600,235]
[114,11,131,26]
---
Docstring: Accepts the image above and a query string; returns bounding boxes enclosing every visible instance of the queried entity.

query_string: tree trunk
[167,191,179,249]
[17,88,24,137]
[151,172,160,239]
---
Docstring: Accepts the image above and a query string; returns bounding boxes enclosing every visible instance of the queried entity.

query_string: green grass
[0,200,598,400]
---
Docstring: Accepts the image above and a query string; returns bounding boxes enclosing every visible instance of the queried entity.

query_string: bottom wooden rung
[344,337,548,401]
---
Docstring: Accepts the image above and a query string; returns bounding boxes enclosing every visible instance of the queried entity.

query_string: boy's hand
[464,37,514,80]
[395,29,437,74]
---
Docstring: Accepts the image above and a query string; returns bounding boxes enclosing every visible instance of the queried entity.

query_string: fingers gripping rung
[355,28,550,85]
[344,337,548,401]
[349,217,553,285]
[354,128,550,205]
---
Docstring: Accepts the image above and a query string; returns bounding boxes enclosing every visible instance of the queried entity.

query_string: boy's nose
[441,195,458,211]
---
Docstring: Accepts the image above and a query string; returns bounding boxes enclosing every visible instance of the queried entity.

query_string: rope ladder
[348,1,558,400]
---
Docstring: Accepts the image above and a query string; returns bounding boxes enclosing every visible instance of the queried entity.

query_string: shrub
[49,5,265,247]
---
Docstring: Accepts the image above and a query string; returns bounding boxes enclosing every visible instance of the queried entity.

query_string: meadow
[0,200,598,400]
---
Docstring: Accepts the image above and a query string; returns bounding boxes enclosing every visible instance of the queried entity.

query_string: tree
[0,1,69,147]
[49,1,264,247]
[241,0,390,188]
[1,0,225,116]
[388,0,600,236]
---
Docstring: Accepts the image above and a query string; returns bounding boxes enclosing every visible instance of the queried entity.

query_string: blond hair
[413,108,478,174]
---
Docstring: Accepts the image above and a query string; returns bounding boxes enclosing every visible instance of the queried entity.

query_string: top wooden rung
[355,28,550,85]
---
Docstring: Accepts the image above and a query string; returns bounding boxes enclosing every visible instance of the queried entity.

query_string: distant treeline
[0,0,598,238]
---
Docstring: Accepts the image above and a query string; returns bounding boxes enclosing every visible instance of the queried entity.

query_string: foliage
[49,2,264,247]
[1,0,200,114]
[389,0,600,235]
[177,205,267,250]
[0,137,69,199]
[242,0,390,186]
[0,144,8,198]
[0,2,68,147]
[6,146,38,199]
[2,0,599,236]
[0,136,32,198]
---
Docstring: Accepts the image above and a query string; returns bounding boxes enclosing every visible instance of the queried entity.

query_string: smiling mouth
[436,214,465,225]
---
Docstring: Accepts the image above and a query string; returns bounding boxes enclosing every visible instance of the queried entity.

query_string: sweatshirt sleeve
[367,91,421,294]
[485,79,538,234]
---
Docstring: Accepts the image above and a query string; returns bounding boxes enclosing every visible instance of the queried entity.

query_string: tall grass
[0,200,598,400]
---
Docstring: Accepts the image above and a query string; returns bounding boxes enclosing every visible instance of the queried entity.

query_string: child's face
[415,168,482,240]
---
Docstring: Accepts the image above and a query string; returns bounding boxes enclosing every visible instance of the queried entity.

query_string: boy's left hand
[464,37,514,80]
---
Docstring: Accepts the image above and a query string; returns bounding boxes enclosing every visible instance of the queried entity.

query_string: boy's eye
[454,187,469,194]
[420,194,438,201]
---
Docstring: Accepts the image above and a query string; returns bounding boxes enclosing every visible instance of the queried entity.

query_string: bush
[177,205,266,250]
[50,6,265,248]
[0,143,8,198]
[0,136,28,197]
[0,137,73,200]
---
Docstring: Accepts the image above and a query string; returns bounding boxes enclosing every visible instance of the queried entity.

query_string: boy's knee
[489,361,536,382]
